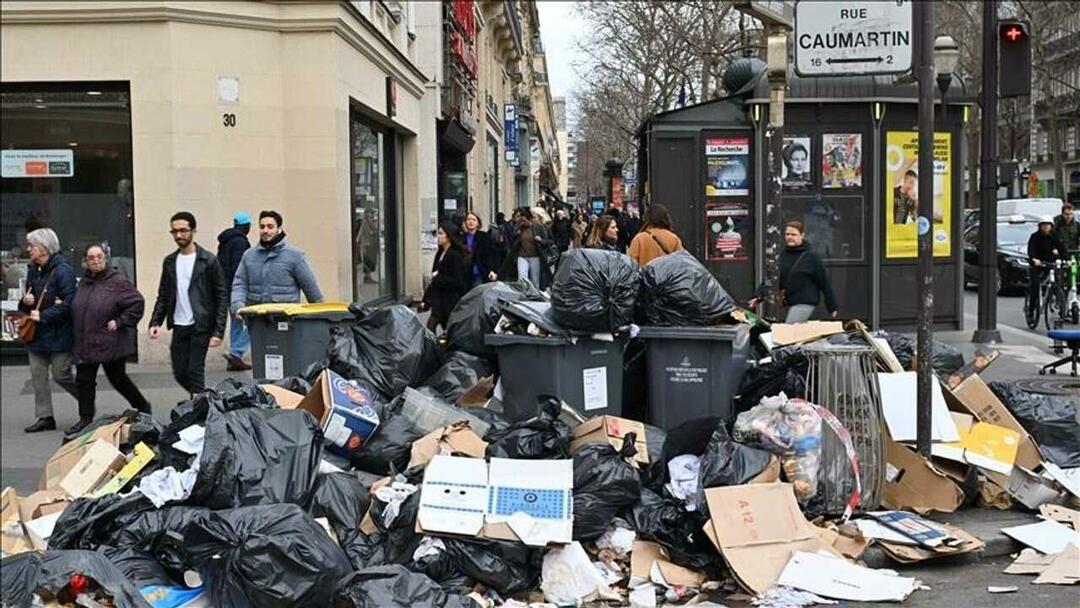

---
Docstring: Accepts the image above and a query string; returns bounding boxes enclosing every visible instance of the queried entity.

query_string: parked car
[963,215,1035,294]
[997,197,1063,220]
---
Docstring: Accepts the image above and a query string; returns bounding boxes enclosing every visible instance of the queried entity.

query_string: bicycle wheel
[1025,293,1040,329]
[1044,287,1064,331]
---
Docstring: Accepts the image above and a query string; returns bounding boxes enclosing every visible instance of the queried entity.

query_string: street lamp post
[975,0,1003,344]
[914,1,935,457]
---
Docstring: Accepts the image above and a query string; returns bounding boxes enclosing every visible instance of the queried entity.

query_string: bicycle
[1024,261,1065,330]
[1064,250,1079,325]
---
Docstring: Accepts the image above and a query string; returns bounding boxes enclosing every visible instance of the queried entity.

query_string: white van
[997,197,1064,220]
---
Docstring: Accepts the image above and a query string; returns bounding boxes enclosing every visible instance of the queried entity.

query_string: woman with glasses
[69,243,151,436]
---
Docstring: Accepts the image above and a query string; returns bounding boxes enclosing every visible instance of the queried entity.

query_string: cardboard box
[630,540,706,588]
[417,455,573,546]
[92,442,155,497]
[770,321,844,346]
[932,415,1020,476]
[263,384,304,409]
[944,350,1000,390]
[882,441,964,514]
[1007,466,1067,510]
[58,439,126,499]
[1,487,32,556]
[296,370,381,459]
[17,489,68,523]
[408,422,488,469]
[39,419,125,490]
[570,416,649,466]
[702,483,835,594]
[946,374,1042,470]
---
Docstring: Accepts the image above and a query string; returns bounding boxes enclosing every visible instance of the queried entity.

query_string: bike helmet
[1039,215,1054,225]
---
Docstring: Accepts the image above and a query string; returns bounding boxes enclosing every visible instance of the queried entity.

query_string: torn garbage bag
[419,352,493,404]
[572,436,642,541]
[989,381,1080,467]
[49,492,156,551]
[551,248,639,333]
[341,472,423,570]
[484,396,571,459]
[413,537,543,596]
[187,504,352,608]
[695,424,775,507]
[190,406,323,509]
[636,249,735,326]
[308,471,371,543]
[1,550,152,608]
[350,398,423,475]
[446,280,544,358]
[626,488,716,572]
[331,564,475,608]
[109,506,211,584]
[96,546,173,587]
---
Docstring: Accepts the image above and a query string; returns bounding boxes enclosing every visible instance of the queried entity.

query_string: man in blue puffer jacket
[230,210,324,328]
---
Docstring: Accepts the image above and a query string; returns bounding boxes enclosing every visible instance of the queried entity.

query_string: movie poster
[822,133,862,188]
[885,131,952,258]
[705,137,750,196]
[781,136,812,189]
[706,201,750,261]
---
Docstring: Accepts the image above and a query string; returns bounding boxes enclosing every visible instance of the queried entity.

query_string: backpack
[491,223,508,251]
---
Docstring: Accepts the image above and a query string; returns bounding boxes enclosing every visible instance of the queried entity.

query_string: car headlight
[1008,257,1029,267]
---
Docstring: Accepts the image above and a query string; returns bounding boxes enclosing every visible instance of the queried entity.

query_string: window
[782,195,865,262]
[351,110,396,303]
[487,134,499,222]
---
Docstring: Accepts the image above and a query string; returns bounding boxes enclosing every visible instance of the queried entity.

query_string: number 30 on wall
[222,113,237,127]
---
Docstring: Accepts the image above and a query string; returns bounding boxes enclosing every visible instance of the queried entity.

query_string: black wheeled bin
[638,325,750,429]
[240,303,354,380]
[485,333,624,422]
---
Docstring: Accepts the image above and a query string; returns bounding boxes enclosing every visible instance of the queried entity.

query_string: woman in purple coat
[69,243,151,436]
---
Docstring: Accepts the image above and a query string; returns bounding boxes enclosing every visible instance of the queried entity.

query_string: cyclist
[1027,216,1064,314]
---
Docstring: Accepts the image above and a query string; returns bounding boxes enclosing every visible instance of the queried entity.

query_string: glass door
[350,111,396,303]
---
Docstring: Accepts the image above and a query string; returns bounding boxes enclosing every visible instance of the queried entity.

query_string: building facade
[1026,11,1080,203]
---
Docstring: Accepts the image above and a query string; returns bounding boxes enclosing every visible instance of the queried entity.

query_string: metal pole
[764,26,788,317]
[974,0,1002,343]
[915,0,935,457]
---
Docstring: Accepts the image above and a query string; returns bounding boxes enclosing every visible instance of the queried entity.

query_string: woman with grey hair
[19,228,78,433]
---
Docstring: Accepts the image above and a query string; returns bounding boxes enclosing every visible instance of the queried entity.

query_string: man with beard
[149,212,228,395]
[230,210,323,323]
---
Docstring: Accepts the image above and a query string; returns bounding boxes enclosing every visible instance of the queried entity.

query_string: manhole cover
[1014,377,1080,398]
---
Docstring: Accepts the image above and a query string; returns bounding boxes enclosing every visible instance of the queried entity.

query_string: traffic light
[999,20,1031,98]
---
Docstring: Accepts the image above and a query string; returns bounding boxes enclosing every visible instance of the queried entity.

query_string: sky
[536,1,587,116]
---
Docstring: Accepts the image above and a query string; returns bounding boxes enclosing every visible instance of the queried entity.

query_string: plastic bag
[332,564,475,608]
[97,546,173,587]
[875,331,914,369]
[267,375,313,395]
[187,503,352,608]
[446,281,544,358]
[327,305,445,400]
[413,537,543,596]
[734,346,809,413]
[572,436,642,541]
[873,332,965,377]
[1,550,152,608]
[351,398,424,475]
[109,506,211,584]
[625,488,716,571]
[420,352,493,404]
[49,493,156,551]
[551,248,639,333]
[309,471,371,543]
[122,411,165,451]
[636,250,735,326]
[990,381,1080,467]
[341,470,423,570]
[734,393,822,501]
[484,396,571,459]
[696,424,775,494]
[498,300,567,336]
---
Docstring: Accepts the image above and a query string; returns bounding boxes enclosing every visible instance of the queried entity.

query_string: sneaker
[24,417,56,433]
[223,353,252,371]
[64,418,94,438]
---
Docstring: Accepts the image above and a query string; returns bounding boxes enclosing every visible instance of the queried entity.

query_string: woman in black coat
[463,211,498,288]
[423,221,469,332]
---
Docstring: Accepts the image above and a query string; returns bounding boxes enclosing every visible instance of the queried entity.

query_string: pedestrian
[501,209,553,289]
[19,228,78,433]
[230,210,323,320]
[584,215,620,251]
[462,211,498,288]
[1054,203,1078,253]
[571,212,587,248]
[628,203,683,267]
[216,211,252,371]
[552,209,573,252]
[423,221,469,332]
[1027,216,1064,313]
[623,209,642,251]
[69,243,151,436]
[149,212,229,395]
[750,221,838,323]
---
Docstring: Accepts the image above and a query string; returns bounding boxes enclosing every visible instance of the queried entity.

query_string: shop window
[351,110,396,303]
[487,134,499,222]
[782,194,865,262]
[1,83,135,345]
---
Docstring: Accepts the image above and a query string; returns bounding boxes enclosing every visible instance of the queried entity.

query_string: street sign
[794,1,913,77]
[734,0,795,28]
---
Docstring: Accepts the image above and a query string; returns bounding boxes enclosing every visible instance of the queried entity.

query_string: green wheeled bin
[240,302,353,380]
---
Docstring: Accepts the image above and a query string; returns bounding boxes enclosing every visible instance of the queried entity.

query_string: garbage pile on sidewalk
[3,250,1079,607]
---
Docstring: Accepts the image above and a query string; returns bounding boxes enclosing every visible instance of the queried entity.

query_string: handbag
[17,268,55,343]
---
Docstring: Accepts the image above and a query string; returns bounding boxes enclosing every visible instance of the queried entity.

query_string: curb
[861,530,1023,569]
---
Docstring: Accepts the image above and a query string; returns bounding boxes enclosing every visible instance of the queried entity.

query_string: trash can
[240,303,353,380]
[485,334,624,422]
[638,325,750,430]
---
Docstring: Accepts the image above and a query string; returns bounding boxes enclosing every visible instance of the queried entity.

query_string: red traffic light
[1000,22,1028,43]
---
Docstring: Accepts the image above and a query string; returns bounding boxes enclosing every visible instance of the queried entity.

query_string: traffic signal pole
[974,0,1002,344]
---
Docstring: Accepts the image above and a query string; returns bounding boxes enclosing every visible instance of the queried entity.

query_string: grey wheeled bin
[638,325,750,430]
[240,303,354,380]
[485,333,624,422]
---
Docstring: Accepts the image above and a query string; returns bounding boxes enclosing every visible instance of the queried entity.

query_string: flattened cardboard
[263,384,304,409]
[770,321,843,346]
[1040,504,1080,530]
[57,439,126,499]
[776,551,919,602]
[1001,520,1080,554]
[408,422,488,470]
[878,372,959,443]
[1007,466,1067,510]
[1004,548,1056,574]
[297,370,381,458]
[40,420,125,490]
[933,417,1020,476]
[703,483,835,594]
[946,374,1042,470]
[875,522,985,563]
[1043,462,1080,499]
[882,441,964,514]
[944,350,1000,390]
[16,489,68,523]
[570,416,649,466]
[458,376,494,406]
[1033,543,1080,585]
[630,541,706,588]
[92,442,155,497]
[1,487,32,556]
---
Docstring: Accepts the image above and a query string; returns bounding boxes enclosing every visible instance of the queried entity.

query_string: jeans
[1028,267,1049,313]
[785,304,817,323]
[229,316,250,358]
[76,359,151,419]
[170,325,211,395]
[517,256,541,288]
[26,350,77,419]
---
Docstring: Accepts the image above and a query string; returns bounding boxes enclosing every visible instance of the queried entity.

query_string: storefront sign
[822,133,863,188]
[2,149,74,178]
[884,131,952,258]
[705,137,749,196]
[706,201,751,261]
[504,105,519,167]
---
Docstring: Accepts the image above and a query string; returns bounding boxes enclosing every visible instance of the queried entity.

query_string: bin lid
[636,324,748,340]
[485,333,572,346]
[239,302,352,317]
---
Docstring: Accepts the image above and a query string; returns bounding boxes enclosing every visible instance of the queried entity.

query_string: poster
[706,201,750,261]
[885,131,952,258]
[822,133,862,188]
[705,136,750,196]
[781,136,812,188]
[1,149,74,178]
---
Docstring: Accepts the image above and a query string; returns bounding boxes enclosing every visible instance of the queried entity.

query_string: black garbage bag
[109,506,211,583]
[351,398,423,475]
[341,473,423,570]
[1,550,151,608]
[332,565,475,608]
[484,396,571,459]
[187,503,352,608]
[572,436,642,541]
[625,488,717,572]
[990,381,1080,467]
[734,346,809,413]
[466,406,510,433]
[930,340,964,377]
[498,300,566,336]
[420,351,494,403]
[121,411,165,451]
[876,331,914,369]
[413,537,542,596]
[551,248,639,333]
[190,406,323,509]
[697,424,775,491]
[266,375,314,395]
[636,250,735,326]
[327,304,444,400]
[309,471,372,543]
[446,281,545,358]
[97,546,173,587]
[49,493,156,551]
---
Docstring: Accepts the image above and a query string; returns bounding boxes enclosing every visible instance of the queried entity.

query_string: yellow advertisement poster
[885,131,952,258]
